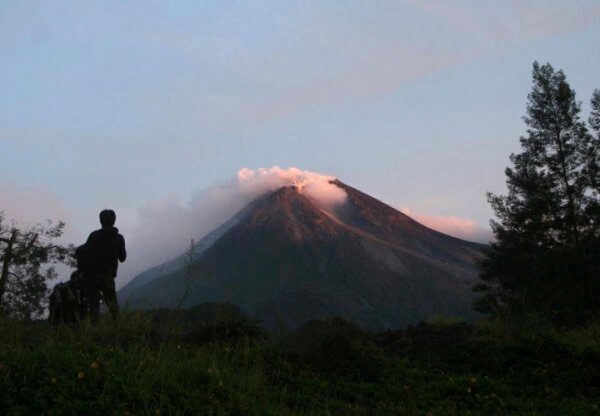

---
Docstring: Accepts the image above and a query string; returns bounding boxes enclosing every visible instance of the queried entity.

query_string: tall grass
[0,314,275,415]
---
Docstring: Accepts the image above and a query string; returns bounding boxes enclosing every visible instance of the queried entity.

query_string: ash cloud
[118,167,347,287]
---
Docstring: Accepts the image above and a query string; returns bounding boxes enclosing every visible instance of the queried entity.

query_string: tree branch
[14,234,39,258]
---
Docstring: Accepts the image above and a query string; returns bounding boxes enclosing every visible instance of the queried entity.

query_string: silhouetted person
[86,209,126,321]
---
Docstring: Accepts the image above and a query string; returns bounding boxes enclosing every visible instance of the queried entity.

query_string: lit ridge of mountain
[119,180,485,331]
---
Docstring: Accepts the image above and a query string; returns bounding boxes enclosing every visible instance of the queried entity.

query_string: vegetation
[281,317,387,379]
[475,62,600,322]
[1,313,598,415]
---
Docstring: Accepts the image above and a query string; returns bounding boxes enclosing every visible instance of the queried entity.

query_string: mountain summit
[119,181,485,330]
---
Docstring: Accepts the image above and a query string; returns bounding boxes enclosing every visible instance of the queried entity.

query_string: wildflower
[51,377,57,384]
[470,377,476,383]
[91,361,99,369]
[77,372,85,380]
[466,387,472,394]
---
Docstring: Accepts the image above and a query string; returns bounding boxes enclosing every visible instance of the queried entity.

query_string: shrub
[145,302,245,328]
[282,317,386,378]
[181,318,266,347]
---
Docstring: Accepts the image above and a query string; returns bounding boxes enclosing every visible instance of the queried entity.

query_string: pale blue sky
[1,1,600,253]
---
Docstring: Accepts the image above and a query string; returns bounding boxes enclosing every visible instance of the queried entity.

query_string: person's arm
[118,235,127,262]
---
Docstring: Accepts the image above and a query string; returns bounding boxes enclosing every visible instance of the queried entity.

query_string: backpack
[75,243,96,273]
[48,271,89,325]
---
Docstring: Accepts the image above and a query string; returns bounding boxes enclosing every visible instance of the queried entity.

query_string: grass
[0,313,599,415]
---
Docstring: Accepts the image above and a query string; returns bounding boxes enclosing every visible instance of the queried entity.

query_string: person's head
[99,209,116,228]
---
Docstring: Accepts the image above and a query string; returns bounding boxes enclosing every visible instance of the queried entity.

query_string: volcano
[119,180,485,331]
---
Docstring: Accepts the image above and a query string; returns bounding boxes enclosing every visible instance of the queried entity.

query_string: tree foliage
[589,89,600,192]
[475,62,600,322]
[0,212,74,319]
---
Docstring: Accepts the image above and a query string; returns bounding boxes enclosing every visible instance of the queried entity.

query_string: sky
[1,1,600,286]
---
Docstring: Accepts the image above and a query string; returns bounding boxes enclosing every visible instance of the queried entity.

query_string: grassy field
[0,313,599,415]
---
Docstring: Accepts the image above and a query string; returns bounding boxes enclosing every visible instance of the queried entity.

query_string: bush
[144,302,245,328]
[375,321,474,360]
[281,317,386,378]
[181,318,267,347]
[1,314,599,414]
[426,315,466,326]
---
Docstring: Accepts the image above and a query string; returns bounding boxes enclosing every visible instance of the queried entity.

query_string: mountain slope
[120,182,485,330]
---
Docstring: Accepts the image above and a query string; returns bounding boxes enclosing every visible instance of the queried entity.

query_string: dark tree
[475,63,600,321]
[0,212,74,319]
[585,89,600,293]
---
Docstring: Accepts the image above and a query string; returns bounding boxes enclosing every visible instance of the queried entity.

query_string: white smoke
[117,167,346,287]
[236,167,346,209]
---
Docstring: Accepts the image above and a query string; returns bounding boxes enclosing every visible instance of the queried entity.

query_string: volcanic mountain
[119,181,486,331]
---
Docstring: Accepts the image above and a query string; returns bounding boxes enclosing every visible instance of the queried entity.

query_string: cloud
[190,1,600,129]
[401,207,492,244]
[409,0,600,42]
[118,167,346,287]
[0,182,76,237]
[194,19,471,128]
